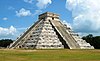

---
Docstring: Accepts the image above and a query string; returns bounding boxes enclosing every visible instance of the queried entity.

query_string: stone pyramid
[9,12,94,49]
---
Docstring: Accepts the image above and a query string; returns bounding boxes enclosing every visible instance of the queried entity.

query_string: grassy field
[0,49,100,61]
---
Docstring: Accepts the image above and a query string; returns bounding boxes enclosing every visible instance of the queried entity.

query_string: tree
[93,36,100,49]
[0,39,13,48]
[82,34,93,45]
[82,34,100,49]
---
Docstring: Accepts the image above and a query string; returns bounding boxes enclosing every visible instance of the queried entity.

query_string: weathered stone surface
[9,12,94,49]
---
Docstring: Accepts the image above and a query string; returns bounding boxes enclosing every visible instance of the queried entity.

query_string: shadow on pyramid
[9,12,94,49]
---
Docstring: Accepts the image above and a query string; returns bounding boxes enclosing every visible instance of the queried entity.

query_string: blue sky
[0,0,100,40]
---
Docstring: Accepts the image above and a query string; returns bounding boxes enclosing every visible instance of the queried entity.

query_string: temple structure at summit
[9,12,94,49]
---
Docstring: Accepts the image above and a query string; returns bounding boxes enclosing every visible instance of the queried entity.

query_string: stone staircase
[50,20,80,49]
[9,12,94,49]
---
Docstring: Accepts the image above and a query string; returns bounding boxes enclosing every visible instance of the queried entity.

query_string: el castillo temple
[9,12,94,49]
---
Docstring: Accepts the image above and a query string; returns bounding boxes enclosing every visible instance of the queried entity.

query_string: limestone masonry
[9,12,94,49]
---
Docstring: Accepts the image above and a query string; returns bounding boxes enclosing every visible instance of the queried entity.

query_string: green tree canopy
[82,34,100,49]
[0,39,13,48]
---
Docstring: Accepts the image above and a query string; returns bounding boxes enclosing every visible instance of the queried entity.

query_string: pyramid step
[9,12,94,49]
[50,20,80,49]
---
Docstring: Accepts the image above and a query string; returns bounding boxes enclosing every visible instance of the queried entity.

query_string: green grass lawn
[0,49,100,61]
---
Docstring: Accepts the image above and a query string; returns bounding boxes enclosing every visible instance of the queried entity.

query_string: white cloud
[24,0,33,3]
[0,26,16,35]
[0,26,29,39]
[36,0,52,9]
[32,10,42,16]
[0,26,17,39]
[66,0,100,34]
[2,17,8,20]
[23,0,52,17]
[16,8,32,17]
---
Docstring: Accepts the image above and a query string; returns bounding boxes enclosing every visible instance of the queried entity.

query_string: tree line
[0,39,13,48]
[82,34,100,49]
